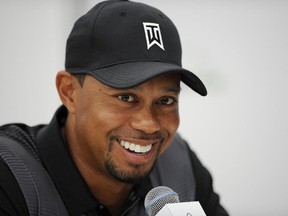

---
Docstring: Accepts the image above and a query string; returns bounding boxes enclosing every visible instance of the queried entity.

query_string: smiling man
[0,0,229,216]
[59,73,181,185]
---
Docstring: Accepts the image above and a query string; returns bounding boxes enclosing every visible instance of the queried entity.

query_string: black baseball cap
[65,0,207,96]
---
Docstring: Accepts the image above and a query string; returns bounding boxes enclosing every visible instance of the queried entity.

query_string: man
[0,0,229,215]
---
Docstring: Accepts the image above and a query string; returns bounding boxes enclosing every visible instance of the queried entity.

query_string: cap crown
[65,1,182,71]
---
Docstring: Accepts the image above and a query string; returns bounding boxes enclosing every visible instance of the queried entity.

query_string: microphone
[144,186,207,216]
[144,186,179,216]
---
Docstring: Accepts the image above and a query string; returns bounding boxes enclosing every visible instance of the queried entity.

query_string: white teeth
[130,143,136,151]
[120,140,152,154]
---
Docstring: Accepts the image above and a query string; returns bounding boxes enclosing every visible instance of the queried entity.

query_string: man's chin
[113,173,148,184]
[105,158,155,184]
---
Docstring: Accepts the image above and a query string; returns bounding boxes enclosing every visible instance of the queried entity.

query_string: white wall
[1,0,288,215]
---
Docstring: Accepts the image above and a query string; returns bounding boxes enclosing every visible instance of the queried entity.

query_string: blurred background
[1,0,288,215]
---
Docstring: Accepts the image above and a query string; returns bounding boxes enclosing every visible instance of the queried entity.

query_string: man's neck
[70,150,134,215]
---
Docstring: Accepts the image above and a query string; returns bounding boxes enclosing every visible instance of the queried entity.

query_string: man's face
[69,73,181,184]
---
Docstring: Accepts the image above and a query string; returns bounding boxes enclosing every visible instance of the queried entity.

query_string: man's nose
[129,107,161,134]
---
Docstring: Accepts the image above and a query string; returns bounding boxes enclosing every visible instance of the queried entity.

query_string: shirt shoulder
[0,123,44,143]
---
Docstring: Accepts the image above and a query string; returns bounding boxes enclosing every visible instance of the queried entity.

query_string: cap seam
[72,59,181,72]
[101,59,180,69]
[89,1,114,67]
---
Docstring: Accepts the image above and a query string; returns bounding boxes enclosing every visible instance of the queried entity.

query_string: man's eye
[158,97,175,105]
[117,94,136,102]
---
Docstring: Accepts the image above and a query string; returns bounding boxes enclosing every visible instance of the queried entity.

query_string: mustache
[109,130,166,142]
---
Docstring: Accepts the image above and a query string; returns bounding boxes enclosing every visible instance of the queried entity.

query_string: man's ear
[56,71,77,113]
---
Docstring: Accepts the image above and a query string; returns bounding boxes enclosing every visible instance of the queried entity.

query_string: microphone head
[144,186,179,216]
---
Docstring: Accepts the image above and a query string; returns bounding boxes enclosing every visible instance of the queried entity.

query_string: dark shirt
[0,106,229,216]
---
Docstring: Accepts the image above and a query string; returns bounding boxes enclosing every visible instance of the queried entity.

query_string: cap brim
[67,61,207,96]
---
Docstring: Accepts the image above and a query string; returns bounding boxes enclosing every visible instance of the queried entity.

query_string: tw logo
[143,22,165,51]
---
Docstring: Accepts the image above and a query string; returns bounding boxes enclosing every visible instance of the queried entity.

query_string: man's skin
[56,71,181,216]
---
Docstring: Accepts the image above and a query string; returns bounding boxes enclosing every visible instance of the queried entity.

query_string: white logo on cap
[143,22,165,51]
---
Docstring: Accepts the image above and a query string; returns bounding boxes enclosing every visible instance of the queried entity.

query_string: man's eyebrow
[163,86,182,94]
